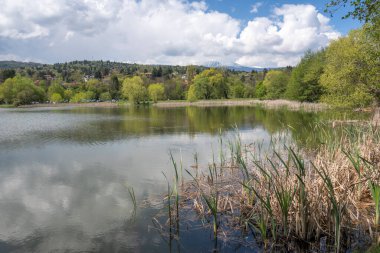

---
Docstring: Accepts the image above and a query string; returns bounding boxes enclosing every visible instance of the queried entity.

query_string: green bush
[50,93,63,103]
[100,92,112,101]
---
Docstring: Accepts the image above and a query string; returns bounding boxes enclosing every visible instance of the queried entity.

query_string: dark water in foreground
[0,106,370,252]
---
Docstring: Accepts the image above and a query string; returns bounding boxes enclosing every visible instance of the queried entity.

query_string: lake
[0,106,370,252]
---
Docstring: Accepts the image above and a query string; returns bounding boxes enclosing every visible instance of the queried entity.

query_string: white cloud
[0,1,340,67]
[250,2,262,14]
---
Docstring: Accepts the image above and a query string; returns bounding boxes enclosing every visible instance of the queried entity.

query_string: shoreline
[155,99,329,111]
[12,99,330,111]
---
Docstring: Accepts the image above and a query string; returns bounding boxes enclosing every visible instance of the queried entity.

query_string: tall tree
[109,75,120,99]
[286,50,325,102]
[148,83,165,102]
[190,68,228,100]
[263,70,289,99]
[320,28,379,107]
[121,76,147,104]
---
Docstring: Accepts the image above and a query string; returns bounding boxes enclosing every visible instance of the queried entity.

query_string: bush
[50,93,63,103]
[100,92,112,101]
[70,92,87,103]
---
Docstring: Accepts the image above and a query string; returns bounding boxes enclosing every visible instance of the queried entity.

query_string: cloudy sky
[0,0,360,67]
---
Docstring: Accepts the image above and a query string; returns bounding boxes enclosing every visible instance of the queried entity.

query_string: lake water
[0,106,370,253]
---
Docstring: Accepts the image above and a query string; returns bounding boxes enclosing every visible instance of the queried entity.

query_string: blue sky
[0,0,362,67]
[203,0,361,35]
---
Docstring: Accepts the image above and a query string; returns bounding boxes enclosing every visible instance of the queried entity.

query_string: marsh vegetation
[158,121,380,252]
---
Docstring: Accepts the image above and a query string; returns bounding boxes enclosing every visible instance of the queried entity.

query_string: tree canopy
[286,50,325,102]
[122,76,147,104]
[148,83,165,103]
[263,70,289,99]
[0,76,45,105]
[189,68,228,100]
[320,28,379,107]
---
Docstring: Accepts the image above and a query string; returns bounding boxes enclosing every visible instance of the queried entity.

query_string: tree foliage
[109,75,120,99]
[0,76,45,105]
[320,28,379,107]
[50,93,63,103]
[0,69,16,82]
[100,92,112,101]
[255,81,267,99]
[286,50,325,102]
[263,70,289,99]
[48,81,65,100]
[190,68,228,100]
[325,0,379,23]
[148,83,165,102]
[122,76,147,104]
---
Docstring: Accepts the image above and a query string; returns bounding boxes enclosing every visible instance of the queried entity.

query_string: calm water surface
[0,106,370,253]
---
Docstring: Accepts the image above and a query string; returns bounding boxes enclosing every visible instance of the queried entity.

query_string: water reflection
[0,106,370,252]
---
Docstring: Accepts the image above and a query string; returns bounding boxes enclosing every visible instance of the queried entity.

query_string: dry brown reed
[175,123,380,252]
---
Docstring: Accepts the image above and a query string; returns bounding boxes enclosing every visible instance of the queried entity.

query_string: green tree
[191,68,228,99]
[109,75,120,99]
[0,69,16,82]
[0,76,45,105]
[164,78,186,100]
[50,93,63,103]
[187,84,197,102]
[186,65,196,84]
[255,81,266,99]
[148,83,165,102]
[121,76,147,104]
[70,92,87,103]
[263,70,289,99]
[325,0,379,23]
[320,28,379,107]
[286,50,325,102]
[228,77,245,98]
[86,79,107,99]
[64,89,74,101]
[325,0,379,50]
[48,81,65,100]
[100,91,112,101]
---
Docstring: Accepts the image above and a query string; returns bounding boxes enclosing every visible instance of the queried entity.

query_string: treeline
[187,26,379,108]
[0,59,269,106]
[0,26,378,107]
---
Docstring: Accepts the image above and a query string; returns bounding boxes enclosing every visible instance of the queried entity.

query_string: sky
[0,0,361,67]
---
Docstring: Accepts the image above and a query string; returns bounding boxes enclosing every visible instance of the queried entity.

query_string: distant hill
[0,61,44,69]
[0,60,271,72]
[203,61,275,72]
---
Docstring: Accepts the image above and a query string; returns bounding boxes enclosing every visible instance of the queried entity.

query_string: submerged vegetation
[157,121,380,252]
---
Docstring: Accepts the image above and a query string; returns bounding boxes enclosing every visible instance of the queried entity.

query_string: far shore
[154,99,330,111]
[11,99,330,111]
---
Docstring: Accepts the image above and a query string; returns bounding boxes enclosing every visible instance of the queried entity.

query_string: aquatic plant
[160,121,380,251]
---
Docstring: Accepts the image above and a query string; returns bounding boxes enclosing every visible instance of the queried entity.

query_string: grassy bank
[155,99,329,111]
[4,99,329,111]
[161,123,380,252]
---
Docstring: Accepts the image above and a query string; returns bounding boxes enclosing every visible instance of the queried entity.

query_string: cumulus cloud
[0,0,340,67]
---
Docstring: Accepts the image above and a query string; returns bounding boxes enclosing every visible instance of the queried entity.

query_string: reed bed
[160,123,380,252]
